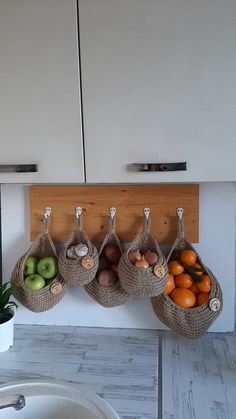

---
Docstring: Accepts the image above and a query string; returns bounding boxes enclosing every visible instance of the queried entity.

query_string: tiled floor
[0,325,236,419]
[161,330,236,419]
[0,325,158,419]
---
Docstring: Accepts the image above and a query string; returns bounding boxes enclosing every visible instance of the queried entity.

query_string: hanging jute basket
[118,209,168,297]
[150,208,223,339]
[58,209,99,286]
[84,209,131,308]
[11,210,68,312]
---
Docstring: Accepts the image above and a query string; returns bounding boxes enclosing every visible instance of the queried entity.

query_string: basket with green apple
[11,209,68,312]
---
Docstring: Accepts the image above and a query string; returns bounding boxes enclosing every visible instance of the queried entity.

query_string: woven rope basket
[84,212,131,308]
[151,213,223,339]
[11,216,68,313]
[58,215,99,286]
[118,213,168,297]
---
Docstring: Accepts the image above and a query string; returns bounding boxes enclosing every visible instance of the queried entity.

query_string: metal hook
[110,207,116,219]
[144,207,150,219]
[75,207,82,219]
[44,207,51,219]
[177,207,183,220]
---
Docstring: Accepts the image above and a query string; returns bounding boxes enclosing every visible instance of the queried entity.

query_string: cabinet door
[0,0,84,183]
[79,0,236,183]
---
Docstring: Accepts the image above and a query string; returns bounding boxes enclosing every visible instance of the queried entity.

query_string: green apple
[24,256,38,276]
[37,256,58,279]
[24,274,45,291]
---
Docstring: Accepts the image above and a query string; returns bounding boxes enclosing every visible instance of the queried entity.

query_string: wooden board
[29,184,199,243]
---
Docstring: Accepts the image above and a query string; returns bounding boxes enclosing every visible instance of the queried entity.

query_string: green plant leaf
[182,263,204,283]
[0,286,13,310]
[0,307,14,324]
[0,282,10,294]
[6,301,18,310]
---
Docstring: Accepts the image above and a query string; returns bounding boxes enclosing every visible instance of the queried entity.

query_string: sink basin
[0,381,120,419]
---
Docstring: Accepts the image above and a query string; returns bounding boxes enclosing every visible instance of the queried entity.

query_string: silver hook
[75,207,82,219]
[144,207,150,219]
[44,207,51,219]
[177,207,183,220]
[110,207,116,219]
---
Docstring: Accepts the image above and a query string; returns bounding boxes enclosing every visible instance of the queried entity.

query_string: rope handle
[143,207,151,234]
[166,207,185,262]
[41,207,51,234]
[108,207,116,233]
[75,207,83,231]
[176,207,185,240]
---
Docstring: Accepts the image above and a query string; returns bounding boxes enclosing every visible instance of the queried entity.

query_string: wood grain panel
[29,184,199,243]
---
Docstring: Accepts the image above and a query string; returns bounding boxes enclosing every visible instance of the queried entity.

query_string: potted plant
[0,282,17,352]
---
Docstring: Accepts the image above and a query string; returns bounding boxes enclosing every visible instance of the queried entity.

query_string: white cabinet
[0,0,84,183]
[79,0,236,183]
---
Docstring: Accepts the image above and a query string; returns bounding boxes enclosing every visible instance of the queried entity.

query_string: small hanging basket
[151,208,223,339]
[58,208,99,286]
[84,208,131,308]
[11,208,68,312]
[118,208,168,297]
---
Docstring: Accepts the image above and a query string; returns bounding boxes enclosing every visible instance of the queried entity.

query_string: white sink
[0,381,120,419]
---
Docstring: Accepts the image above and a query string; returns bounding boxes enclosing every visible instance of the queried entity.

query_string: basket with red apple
[11,209,67,312]
[84,208,131,307]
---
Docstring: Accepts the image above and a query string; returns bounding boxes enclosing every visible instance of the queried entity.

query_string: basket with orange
[151,208,223,339]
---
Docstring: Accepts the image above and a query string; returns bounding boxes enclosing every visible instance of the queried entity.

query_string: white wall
[1,183,235,331]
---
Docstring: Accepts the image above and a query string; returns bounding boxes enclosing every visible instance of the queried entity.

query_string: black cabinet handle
[0,164,38,173]
[128,162,187,172]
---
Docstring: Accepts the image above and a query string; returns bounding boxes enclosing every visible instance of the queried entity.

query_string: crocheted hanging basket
[58,211,99,286]
[151,209,223,339]
[84,209,131,308]
[118,209,168,297]
[11,213,68,313]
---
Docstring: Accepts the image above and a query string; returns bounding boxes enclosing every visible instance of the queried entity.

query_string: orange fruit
[180,249,197,266]
[197,275,211,293]
[189,283,200,294]
[175,273,193,289]
[164,274,175,295]
[192,262,203,276]
[170,288,196,308]
[197,292,210,306]
[168,260,184,276]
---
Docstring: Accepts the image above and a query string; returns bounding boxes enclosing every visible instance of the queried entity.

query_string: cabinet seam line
[76,0,87,183]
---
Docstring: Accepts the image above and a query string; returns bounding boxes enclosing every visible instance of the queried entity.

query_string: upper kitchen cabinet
[0,0,84,183]
[79,0,236,183]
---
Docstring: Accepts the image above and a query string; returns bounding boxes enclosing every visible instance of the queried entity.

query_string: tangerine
[164,274,175,295]
[170,288,196,308]
[197,292,210,306]
[197,275,211,293]
[180,249,197,266]
[192,262,203,276]
[189,283,200,294]
[175,273,193,288]
[168,260,184,276]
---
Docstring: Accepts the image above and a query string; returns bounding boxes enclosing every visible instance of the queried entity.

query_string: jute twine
[11,217,67,312]
[58,215,99,286]
[150,216,223,339]
[118,216,168,297]
[84,215,131,307]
